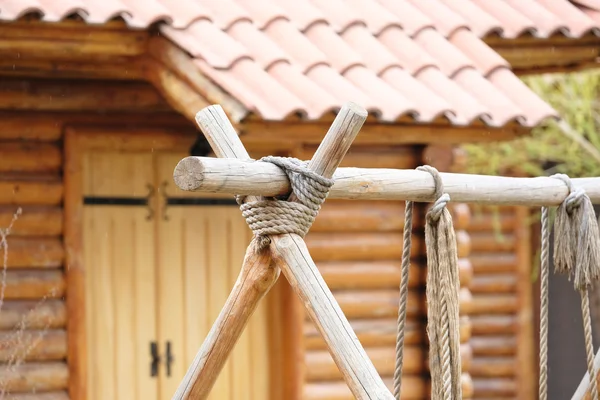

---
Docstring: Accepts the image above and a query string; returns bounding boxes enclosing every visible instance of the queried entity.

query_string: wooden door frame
[64,127,198,399]
[63,126,302,399]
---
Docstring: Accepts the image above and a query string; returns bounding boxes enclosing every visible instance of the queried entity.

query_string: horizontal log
[472,378,516,397]
[470,316,518,336]
[304,376,426,400]
[449,203,471,231]
[306,346,424,381]
[331,289,472,320]
[470,274,517,294]
[318,259,473,290]
[333,290,423,320]
[0,180,63,206]
[469,294,518,315]
[173,156,600,205]
[0,391,69,400]
[306,344,472,381]
[0,78,171,112]
[471,336,517,357]
[305,319,424,350]
[4,270,65,299]
[471,357,516,378]
[470,253,517,274]
[469,232,516,252]
[3,238,64,268]
[467,212,516,232]
[0,330,67,362]
[311,201,410,233]
[0,362,68,392]
[0,207,62,236]
[0,143,61,174]
[305,233,422,262]
[299,145,420,169]
[0,301,66,330]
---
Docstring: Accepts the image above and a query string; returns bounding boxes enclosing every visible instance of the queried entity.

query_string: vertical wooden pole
[64,129,87,400]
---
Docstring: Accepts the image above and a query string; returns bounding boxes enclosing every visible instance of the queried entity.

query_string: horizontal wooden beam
[4,270,66,299]
[0,361,68,392]
[0,78,171,112]
[0,180,63,206]
[0,142,61,174]
[0,207,62,236]
[4,238,64,268]
[173,156,600,206]
[472,377,516,397]
[0,300,66,330]
[0,329,67,361]
[1,392,69,400]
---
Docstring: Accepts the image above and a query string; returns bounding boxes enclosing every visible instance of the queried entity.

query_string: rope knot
[417,165,451,222]
[551,174,600,291]
[236,156,334,249]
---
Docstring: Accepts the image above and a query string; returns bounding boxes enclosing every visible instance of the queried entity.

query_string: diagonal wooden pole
[173,103,393,399]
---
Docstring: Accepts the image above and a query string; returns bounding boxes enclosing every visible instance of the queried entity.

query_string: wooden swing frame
[171,103,600,400]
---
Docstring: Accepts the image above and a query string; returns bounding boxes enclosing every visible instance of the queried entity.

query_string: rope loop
[417,165,451,222]
[236,156,334,249]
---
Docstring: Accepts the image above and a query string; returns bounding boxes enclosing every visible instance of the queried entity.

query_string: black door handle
[150,341,160,377]
[165,341,174,377]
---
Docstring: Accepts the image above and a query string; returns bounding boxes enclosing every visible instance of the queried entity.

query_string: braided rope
[393,200,414,399]
[538,206,550,400]
[236,157,334,248]
[418,165,462,400]
[550,173,600,400]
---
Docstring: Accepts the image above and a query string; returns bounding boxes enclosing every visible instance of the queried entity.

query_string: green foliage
[463,70,600,178]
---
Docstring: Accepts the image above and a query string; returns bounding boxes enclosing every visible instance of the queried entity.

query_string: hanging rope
[236,156,334,249]
[538,206,551,400]
[393,199,414,399]
[419,165,462,400]
[552,173,600,400]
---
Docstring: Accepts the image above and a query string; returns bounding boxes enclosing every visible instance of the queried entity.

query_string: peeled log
[312,201,409,233]
[306,347,424,381]
[0,330,67,361]
[0,143,61,174]
[468,212,515,232]
[304,377,426,400]
[470,274,517,294]
[469,294,518,315]
[0,181,62,206]
[3,238,64,268]
[469,232,516,252]
[332,290,423,319]
[473,378,517,397]
[4,270,65,299]
[470,253,517,274]
[471,336,517,356]
[0,362,68,392]
[471,315,518,336]
[0,392,69,400]
[470,357,516,378]
[305,233,422,262]
[0,207,62,236]
[319,258,473,290]
[0,300,66,330]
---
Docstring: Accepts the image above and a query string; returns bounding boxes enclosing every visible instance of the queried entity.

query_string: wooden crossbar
[174,156,600,206]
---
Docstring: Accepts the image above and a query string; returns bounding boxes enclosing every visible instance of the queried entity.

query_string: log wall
[0,77,194,399]
[301,146,474,399]
[468,205,535,399]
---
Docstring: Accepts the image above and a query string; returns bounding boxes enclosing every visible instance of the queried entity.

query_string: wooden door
[82,149,272,400]
[82,152,158,400]
[155,153,271,400]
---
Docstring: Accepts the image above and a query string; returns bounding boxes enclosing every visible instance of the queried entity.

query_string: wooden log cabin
[0,1,599,399]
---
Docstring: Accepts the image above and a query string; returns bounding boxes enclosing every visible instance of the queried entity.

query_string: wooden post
[174,103,394,399]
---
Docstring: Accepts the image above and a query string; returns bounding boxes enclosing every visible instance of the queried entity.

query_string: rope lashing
[547,173,600,400]
[236,156,334,249]
[418,166,463,399]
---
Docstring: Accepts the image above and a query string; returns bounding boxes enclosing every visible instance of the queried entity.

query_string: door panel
[83,152,158,400]
[156,153,271,399]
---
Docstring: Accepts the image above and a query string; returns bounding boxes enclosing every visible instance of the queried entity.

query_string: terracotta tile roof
[2,1,599,126]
